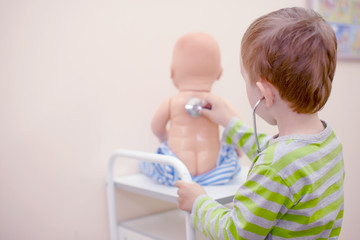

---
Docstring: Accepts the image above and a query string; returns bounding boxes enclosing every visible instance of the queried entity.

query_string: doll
[141,32,240,185]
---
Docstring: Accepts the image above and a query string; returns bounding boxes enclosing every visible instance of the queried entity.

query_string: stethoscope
[184,97,210,118]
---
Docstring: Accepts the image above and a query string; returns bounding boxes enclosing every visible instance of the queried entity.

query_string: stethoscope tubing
[253,97,265,154]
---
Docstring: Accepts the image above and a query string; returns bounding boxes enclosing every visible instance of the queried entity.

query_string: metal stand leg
[186,212,196,240]
[107,154,119,240]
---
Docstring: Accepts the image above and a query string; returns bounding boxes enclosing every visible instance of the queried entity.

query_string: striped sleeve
[223,118,272,160]
[191,165,293,240]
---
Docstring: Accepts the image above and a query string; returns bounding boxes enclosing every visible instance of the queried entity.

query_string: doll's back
[168,91,220,176]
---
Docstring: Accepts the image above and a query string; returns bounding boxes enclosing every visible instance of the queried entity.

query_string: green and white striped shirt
[191,118,344,239]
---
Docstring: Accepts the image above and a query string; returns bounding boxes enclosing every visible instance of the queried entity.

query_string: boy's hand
[175,181,206,212]
[200,95,241,127]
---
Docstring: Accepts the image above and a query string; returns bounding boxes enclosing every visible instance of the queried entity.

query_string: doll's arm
[151,97,171,143]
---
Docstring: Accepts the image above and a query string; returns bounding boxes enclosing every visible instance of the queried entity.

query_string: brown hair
[241,7,337,113]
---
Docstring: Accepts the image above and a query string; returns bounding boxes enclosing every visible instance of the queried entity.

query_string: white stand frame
[106,149,248,240]
[107,149,194,240]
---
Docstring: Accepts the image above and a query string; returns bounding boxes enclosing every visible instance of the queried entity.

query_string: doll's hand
[175,181,206,212]
[200,95,241,127]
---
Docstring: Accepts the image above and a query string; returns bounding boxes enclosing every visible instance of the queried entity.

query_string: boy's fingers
[204,94,217,103]
[202,102,212,110]
[199,108,211,117]
[175,180,184,188]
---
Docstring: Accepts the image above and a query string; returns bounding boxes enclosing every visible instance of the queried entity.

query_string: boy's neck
[276,111,325,137]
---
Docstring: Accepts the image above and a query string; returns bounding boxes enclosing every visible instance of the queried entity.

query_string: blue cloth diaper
[140,142,241,186]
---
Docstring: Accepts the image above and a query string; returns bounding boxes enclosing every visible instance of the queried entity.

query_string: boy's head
[241,7,337,114]
[171,32,222,91]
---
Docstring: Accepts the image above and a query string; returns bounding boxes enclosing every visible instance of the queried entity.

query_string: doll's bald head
[171,32,222,91]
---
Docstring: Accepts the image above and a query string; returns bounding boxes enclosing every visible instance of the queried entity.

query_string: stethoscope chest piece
[185,97,204,118]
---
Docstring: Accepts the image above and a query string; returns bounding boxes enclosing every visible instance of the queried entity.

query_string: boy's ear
[256,79,276,107]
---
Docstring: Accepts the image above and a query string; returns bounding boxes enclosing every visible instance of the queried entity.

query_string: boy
[175,7,344,239]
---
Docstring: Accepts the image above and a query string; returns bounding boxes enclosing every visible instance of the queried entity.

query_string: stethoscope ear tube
[253,97,265,154]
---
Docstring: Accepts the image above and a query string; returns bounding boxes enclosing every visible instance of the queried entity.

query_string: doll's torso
[167,91,220,176]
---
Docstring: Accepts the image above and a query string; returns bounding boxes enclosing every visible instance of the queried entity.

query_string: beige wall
[0,1,358,239]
